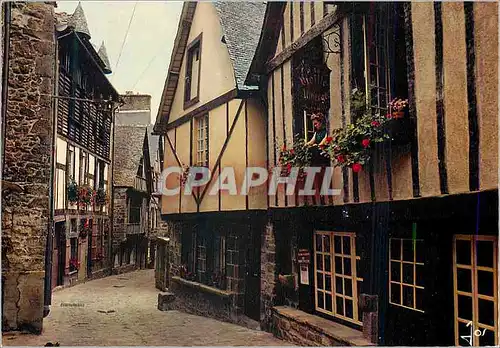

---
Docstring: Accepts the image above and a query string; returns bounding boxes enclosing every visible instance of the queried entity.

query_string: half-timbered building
[153,2,267,324]
[51,4,119,289]
[247,2,498,346]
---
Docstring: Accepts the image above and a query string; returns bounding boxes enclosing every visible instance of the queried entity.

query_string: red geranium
[352,163,362,173]
[362,138,371,148]
[371,120,380,127]
[336,155,345,163]
[325,136,333,144]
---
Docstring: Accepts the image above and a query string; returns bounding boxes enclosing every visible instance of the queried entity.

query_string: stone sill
[171,276,235,299]
[273,306,375,346]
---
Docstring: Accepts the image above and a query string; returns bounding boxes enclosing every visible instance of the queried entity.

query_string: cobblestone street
[2,270,287,346]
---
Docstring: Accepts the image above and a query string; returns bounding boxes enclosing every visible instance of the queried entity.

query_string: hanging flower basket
[278,135,312,179]
[67,179,79,204]
[78,185,94,208]
[388,98,408,119]
[322,89,390,172]
[69,258,80,272]
[79,218,91,238]
[95,187,107,207]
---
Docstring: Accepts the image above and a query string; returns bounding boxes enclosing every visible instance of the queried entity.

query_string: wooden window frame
[314,230,363,326]
[184,33,203,109]
[194,114,209,167]
[389,238,425,313]
[453,235,498,346]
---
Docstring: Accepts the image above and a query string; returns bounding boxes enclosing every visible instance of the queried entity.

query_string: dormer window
[184,34,202,109]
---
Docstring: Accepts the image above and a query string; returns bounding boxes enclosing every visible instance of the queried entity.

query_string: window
[69,237,78,273]
[184,35,202,107]
[195,115,209,167]
[453,235,498,346]
[79,151,87,185]
[196,236,207,282]
[67,146,75,180]
[314,231,363,325]
[350,3,408,119]
[128,197,141,224]
[96,160,105,189]
[389,238,424,312]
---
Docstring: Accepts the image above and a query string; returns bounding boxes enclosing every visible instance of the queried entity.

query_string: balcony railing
[134,177,147,192]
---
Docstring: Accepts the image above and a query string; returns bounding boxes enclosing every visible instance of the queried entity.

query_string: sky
[56,1,183,123]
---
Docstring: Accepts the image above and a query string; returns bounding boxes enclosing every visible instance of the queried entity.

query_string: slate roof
[114,125,147,187]
[98,42,112,74]
[67,2,91,39]
[213,2,267,91]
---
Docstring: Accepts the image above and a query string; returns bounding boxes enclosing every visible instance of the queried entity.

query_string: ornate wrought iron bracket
[322,23,341,57]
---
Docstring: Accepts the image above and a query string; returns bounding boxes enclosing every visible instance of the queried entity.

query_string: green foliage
[323,89,390,171]
[278,135,312,176]
[67,178,79,204]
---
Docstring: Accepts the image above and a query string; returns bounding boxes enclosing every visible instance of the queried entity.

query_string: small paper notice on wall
[300,265,309,285]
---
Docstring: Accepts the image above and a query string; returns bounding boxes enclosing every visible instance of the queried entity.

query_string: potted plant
[78,184,94,208]
[69,258,80,272]
[388,97,408,119]
[79,218,91,239]
[278,135,312,179]
[67,178,79,205]
[95,187,107,207]
[322,89,390,172]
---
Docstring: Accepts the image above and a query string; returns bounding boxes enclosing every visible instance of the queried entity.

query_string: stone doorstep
[273,306,375,347]
[171,276,236,299]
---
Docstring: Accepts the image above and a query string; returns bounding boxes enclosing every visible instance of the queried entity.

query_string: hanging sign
[298,249,310,264]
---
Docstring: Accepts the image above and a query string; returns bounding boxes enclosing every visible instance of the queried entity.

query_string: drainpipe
[1,1,11,169]
[108,100,123,274]
[43,25,59,318]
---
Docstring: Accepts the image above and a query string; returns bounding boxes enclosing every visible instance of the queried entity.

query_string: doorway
[55,222,66,287]
[244,225,261,321]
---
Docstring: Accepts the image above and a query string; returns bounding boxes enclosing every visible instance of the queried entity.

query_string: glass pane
[324,235,331,252]
[458,321,472,347]
[345,299,353,319]
[336,296,344,316]
[343,258,352,276]
[480,329,496,346]
[325,255,331,272]
[477,270,493,297]
[335,276,343,295]
[478,299,494,327]
[317,274,324,289]
[334,236,342,254]
[335,257,343,274]
[415,287,424,311]
[403,285,414,308]
[317,254,323,270]
[457,295,473,321]
[390,283,400,304]
[390,239,401,260]
[356,259,362,278]
[415,264,424,287]
[457,268,472,293]
[316,234,322,252]
[325,293,332,312]
[455,239,471,265]
[317,292,324,308]
[344,278,353,297]
[343,237,351,255]
[476,241,494,268]
[415,240,424,263]
[402,240,414,262]
[325,275,332,292]
[403,263,413,284]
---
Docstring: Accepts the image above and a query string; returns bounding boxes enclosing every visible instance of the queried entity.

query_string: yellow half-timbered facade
[153,2,267,323]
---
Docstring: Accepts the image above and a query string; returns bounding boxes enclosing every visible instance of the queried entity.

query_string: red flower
[286,163,292,170]
[336,155,345,163]
[362,138,371,148]
[352,163,362,173]
[371,120,380,127]
[386,113,392,119]
[290,149,295,155]
[325,136,333,144]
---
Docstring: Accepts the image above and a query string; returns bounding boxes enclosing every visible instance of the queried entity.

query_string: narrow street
[2,270,287,346]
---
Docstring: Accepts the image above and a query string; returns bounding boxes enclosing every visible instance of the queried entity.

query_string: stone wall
[1,2,56,333]
[112,187,127,252]
[260,222,277,331]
